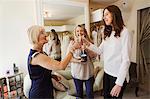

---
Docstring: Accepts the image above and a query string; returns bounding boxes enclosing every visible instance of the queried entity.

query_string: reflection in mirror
[42,0,85,60]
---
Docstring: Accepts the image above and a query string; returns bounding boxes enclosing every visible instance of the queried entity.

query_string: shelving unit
[0,77,8,98]
[7,73,24,97]
[0,73,24,98]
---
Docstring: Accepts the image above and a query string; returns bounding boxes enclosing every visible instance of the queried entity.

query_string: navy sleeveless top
[28,49,54,98]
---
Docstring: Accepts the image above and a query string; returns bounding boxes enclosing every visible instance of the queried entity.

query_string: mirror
[42,0,85,32]
[41,0,86,60]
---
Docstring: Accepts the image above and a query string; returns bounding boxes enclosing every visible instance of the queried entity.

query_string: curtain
[143,39,150,63]
[137,7,150,84]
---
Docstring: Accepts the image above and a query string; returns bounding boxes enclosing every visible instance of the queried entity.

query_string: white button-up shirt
[88,27,131,86]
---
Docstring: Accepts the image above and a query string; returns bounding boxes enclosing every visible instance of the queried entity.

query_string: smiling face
[75,26,85,43]
[75,26,84,37]
[103,9,113,25]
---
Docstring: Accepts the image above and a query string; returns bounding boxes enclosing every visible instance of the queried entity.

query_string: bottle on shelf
[13,63,19,74]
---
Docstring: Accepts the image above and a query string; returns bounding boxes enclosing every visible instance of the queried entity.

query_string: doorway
[137,7,150,95]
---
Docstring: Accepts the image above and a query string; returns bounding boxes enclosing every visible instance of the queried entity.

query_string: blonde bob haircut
[27,25,43,44]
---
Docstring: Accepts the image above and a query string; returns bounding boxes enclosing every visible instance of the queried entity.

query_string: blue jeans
[73,76,94,99]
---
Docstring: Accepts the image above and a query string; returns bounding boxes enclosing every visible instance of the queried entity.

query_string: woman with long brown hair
[82,5,132,99]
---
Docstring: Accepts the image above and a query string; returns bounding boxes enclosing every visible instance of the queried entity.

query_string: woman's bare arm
[31,41,80,70]
[86,49,97,59]
[31,52,73,71]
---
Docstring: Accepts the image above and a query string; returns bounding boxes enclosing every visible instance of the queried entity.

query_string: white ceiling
[43,0,84,20]
[43,0,120,21]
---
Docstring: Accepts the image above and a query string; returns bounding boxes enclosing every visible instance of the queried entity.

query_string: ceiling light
[43,10,52,18]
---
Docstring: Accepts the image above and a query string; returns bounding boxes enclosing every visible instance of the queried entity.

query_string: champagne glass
[80,45,87,62]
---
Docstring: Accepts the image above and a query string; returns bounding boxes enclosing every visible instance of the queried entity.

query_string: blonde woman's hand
[110,84,121,97]
[74,35,82,45]
[69,40,81,53]
[81,36,91,47]
[72,40,81,49]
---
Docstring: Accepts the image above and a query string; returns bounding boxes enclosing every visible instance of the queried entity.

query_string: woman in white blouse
[82,5,131,99]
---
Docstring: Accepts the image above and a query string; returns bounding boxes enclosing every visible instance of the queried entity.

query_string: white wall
[0,0,37,77]
[113,0,150,63]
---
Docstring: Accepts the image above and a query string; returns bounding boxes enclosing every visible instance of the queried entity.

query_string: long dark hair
[103,5,125,39]
[51,29,60,45]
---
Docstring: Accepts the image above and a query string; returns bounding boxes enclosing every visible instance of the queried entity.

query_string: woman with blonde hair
[68,25,96,99]
[27,25,80,98]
